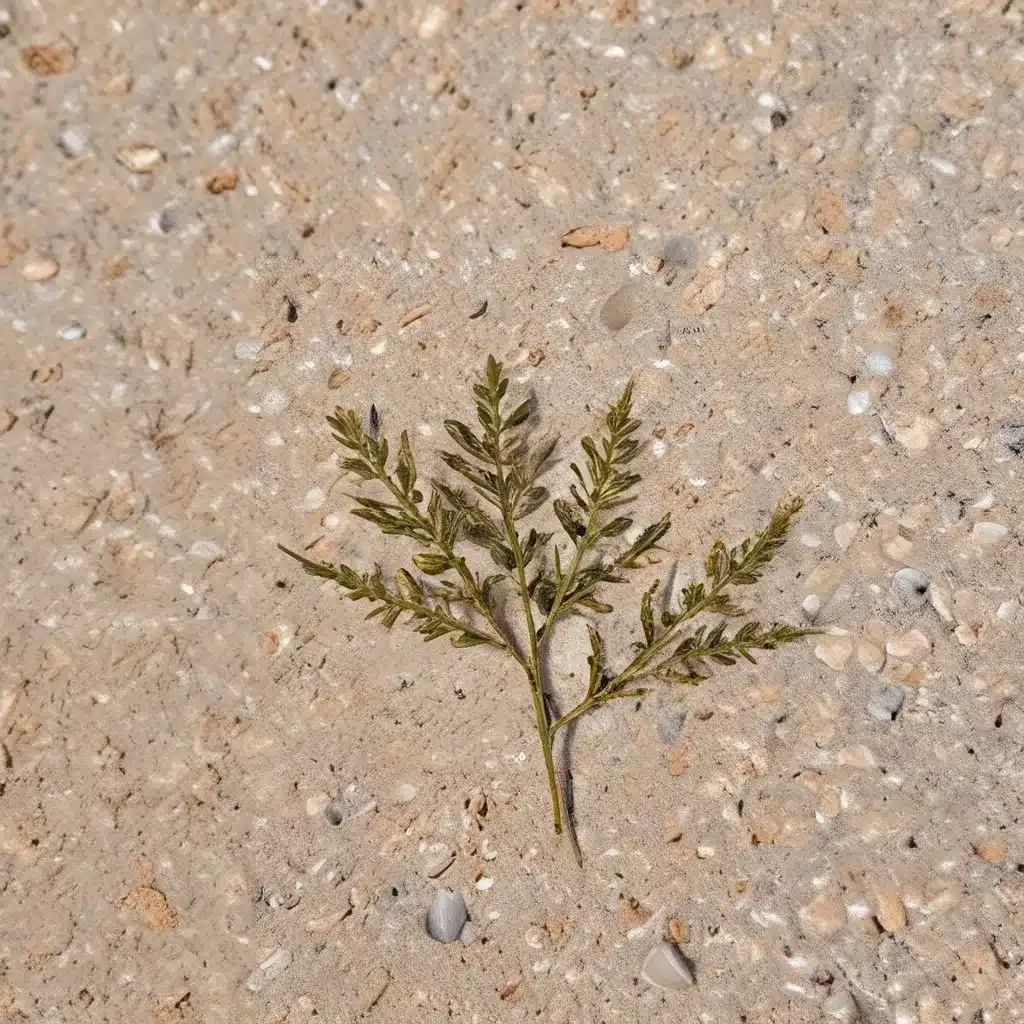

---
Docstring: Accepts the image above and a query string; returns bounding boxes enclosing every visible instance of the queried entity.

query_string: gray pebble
[890,567,930,609]
[600,284,635,332]
[996,423,1024,458]
[866,684,905,723]
[56,124,89,158]
[662,233,697,268]
[640,941,695,990]
[426,889,467,943]
[656,709,684,745]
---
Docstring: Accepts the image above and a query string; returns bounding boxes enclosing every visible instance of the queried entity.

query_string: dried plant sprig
[280,356,819,863]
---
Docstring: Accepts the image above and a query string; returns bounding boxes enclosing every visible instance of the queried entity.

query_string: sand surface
[1,0,1022,1021]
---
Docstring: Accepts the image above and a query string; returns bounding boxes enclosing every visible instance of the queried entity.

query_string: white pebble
[303,488,326,511]
[865,351,893,376]
[189,539,226,560]
[57,124,90,158]
[59,322,86,341]
[847,391,871,415]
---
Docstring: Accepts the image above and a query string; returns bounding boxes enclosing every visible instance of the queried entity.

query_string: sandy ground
[2,0,1023,1021]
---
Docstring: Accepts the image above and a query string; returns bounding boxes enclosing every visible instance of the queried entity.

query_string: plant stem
[489,410,564,835]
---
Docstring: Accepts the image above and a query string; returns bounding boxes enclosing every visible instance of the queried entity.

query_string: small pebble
[426,889,467,943]
[640,941,695,990]
[872,884,906,933]
[834,521,860,550]
[600,284,635,332]
[57,124,89,158]
[927,582,954,624]
[245,948,292,993]
[890,567,930,609]
[419,842,456,879]
[823,989,860,1022]
[971,521,1009,552]
[22,254,60,281]
[58,322,86,341]
[392,783,418,803]
[886,629,930,660]
[838,744,877,769]
[656,709,684,744]
[815,632,853,671]
[866,684,905,723]
[995,423,1024,458]
[865,351,893,377]
[117,144,165,173]
[973,839,1007,862]
[847,391,871,415]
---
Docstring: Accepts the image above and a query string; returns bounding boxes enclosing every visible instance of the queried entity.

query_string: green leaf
[444,419,490,461]
[640,579,659,646]
[412,552,451,575]
[516,486,548,519]
[586,625,603,696]
[553,498,585,542]
[396,430,417,496]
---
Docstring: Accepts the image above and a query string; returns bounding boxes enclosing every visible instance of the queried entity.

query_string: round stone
[890,568,930,609]
[426,889,467,943]
[640,940,695,990]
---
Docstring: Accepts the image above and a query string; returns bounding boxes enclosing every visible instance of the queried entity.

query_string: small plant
[281,356,817,862]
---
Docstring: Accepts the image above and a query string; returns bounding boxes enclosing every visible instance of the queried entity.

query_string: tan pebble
[666,918,689,943]
[328,369,349,389]
[22,253,60,281]
[838,744,877,769]
[815,632,853,671]
[892,415,935,451]
[806,564,842,600]
[619,895,652,931]
[561,224,629,251]
[974,839,1007,862]
[120,886,177,932]
[206,168,238,193]
[399,303,433,328]
[799,894,846,936]
[886,629,930,660]
[811,187,850,233]
[0,409,16,434]
[663,823,683,843]
[666,743,690,777]
[104,254,131,280]
[883,535,914,563]
[834,521,860,550]
[971,520,1009,554]
[20,43,75,75]
[695,844,715,859]
[102,71,134,95]
[357,316,380,335]
[927,582,955,624]
[856,636,886,675]
[889,662,926,687]
[981,147,1009,180]
[116,144,165,173]
[680,270,725,314]
[697,36,729,69]
[871,884,906,933]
